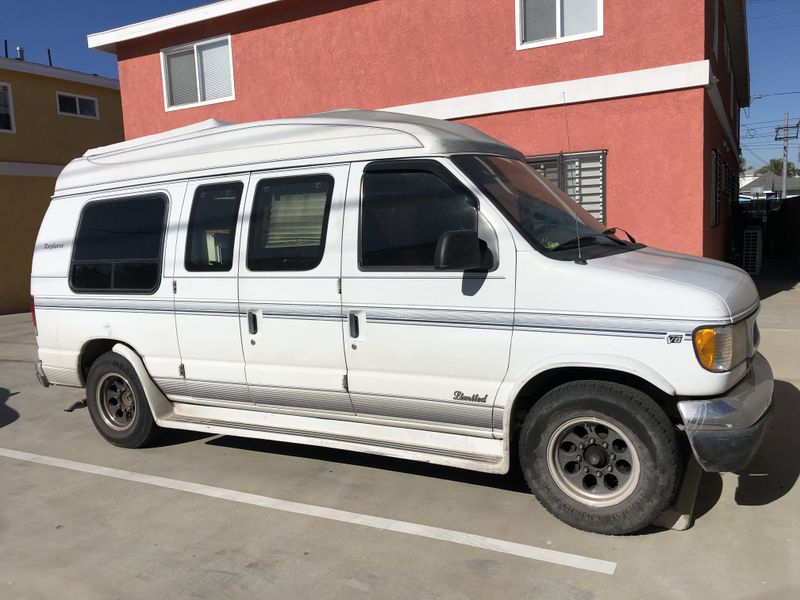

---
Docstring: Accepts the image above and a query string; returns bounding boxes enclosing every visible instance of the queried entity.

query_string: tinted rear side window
[247,176,333,271]
[71,195,167,293]
[185,182,243,272]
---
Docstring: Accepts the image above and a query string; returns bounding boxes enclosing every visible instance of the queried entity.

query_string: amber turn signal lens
[693,328,717,371]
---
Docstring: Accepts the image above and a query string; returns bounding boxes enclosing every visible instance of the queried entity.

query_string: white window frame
[0,82,16,134]
[516,0,604,51]
[160,34,235,112]
[56,91,100,120]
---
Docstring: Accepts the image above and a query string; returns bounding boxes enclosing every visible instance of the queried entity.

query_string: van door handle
[248,310,258,335]
[349,313,360,338]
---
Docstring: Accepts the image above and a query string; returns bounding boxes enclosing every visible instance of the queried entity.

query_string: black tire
[519,381,681,535]
[85,351,161,448]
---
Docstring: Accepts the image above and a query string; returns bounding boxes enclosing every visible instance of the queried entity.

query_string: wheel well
[507,367,678,456]
[79,339,123,384]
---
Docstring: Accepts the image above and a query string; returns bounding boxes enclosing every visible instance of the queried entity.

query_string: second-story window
[57,92,99,119]
[519,0,603,48]
[0,83,15,132]
[162,35,234,110]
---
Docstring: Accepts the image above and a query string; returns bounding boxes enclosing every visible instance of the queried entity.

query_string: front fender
[497,352,676,435]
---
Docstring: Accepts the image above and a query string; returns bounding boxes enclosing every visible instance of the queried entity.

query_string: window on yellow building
[0,83,15,132]
[57,92,99,119]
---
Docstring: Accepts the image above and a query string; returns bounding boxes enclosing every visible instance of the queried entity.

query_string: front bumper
[677,352,773,472]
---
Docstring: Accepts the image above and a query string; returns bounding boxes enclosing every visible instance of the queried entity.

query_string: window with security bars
[527,151,607,223]
[162,36,233,109]
[710,152,737,228]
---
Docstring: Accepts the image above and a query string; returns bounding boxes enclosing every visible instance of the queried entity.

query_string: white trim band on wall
[0,161,64,177]
[384,60,713,121]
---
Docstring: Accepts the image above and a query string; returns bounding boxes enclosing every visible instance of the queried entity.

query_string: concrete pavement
[1,275,799,599]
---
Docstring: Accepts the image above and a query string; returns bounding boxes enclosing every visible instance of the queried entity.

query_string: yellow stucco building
[0,57,123,313]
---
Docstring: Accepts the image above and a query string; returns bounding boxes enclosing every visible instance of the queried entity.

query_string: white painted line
[0,447,616,575]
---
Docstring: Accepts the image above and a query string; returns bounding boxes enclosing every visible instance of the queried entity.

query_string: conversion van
[31,111,773,534]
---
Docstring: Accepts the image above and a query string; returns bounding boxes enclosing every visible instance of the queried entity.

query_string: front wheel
[519,381,681,535]
[85,351,161,448]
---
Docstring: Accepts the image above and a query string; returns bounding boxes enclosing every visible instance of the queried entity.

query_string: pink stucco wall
[462,89,708,257]
[110,0,735,258]
[116,0,707,138]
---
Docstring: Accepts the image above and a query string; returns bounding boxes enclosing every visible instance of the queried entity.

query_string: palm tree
[755,158,798,176]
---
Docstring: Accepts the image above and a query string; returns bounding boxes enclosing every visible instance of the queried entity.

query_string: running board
[162,402,505,473]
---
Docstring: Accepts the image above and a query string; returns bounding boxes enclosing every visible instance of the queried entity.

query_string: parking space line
[0,447,616,575]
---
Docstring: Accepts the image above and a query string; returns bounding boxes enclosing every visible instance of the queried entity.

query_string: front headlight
[693,321,748,372]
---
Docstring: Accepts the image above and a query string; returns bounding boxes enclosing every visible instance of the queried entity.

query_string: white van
[31,111,772,534]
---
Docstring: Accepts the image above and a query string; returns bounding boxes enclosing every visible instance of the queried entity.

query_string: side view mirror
[434,230,483,271]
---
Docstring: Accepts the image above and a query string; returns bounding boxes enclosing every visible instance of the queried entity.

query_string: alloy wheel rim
[546,416,641,508]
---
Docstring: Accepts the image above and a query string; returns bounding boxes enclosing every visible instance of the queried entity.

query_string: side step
[111,344,506,474]
[161,402,506,473]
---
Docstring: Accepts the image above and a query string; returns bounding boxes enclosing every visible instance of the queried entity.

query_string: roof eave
[723,0,750,107]
[0,57,120,90]
[87,0,283,54]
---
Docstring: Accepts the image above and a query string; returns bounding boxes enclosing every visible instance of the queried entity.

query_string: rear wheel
[86,351,160,448]
[519,381,681,534]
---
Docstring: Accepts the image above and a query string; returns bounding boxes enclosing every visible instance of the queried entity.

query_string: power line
[749,9,800,19]
[742,117,800,126]
[753,91,800,97]
[741,143,773,166]
[750,24,800,33]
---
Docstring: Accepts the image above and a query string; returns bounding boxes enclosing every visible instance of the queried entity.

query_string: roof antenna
[562,91,585,265]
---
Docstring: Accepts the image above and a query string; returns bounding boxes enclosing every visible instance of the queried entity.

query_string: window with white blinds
[247,176,334,272]
[518,0,602,48]
[527,150,607,223]
[162,36,234,109]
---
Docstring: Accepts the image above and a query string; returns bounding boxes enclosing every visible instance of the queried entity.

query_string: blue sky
[740,0,800,168]
[2,0,797,168]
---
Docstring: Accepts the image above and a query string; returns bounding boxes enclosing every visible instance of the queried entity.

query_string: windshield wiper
[554,230,631,253]
[603,227,636,244]
[552,235,601,251]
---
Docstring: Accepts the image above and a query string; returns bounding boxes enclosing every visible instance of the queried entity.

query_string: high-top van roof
[54,110,522,195]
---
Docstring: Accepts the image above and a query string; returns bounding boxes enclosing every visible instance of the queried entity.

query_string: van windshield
[452,155,641,260]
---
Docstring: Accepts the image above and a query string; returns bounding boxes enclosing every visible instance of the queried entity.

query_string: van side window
[360,169,479,270]
[70,195,166,293]
[185,182,243,271]
[247,175,333,271]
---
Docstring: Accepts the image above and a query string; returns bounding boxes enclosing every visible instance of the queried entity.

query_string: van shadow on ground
[205,381,800,525]
[695,379,800,519]
[754,257,800,300]
[0,388,20,429]
[734,380,800,506]
[205,435,531,494]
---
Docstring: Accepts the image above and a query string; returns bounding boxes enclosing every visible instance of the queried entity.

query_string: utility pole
[774,113,799,199]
